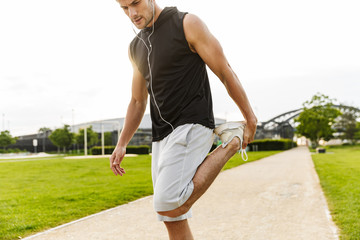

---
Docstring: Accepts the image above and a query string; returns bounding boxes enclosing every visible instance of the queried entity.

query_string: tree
[0,130,16,150]
[333,108,360,144]
[295,93,341,147]
[49,125,74,153]
[355,122,360,143]
[104,132,113,145]
[75,126,99,147]
[38,127,52,152]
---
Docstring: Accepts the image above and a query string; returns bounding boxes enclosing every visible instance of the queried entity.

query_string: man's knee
[157,205,189,218]
[154,190,190,217]
[154,190,173,210]
[154,179,194,216]
[226,137,241,154]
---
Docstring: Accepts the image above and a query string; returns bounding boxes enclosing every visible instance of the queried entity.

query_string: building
[9,114,226,153]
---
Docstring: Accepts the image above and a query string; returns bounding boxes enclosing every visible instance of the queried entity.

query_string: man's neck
[147,4,163,28]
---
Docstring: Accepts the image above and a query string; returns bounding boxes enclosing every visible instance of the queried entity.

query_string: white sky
[1,0,359,136]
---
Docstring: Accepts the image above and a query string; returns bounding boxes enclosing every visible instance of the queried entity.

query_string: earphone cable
[132,6,175,131]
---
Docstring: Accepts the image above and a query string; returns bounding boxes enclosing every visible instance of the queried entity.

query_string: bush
[90,146,115,155]
[90,145,150,155]
[0,148,25,154]
[8,148,22,153]
[126,145,150,154]
[248,139,297,151]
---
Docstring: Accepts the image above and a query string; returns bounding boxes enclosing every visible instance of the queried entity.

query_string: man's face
[117,0,154,29]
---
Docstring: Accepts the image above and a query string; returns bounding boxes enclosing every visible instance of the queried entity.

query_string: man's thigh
[151,124,214,212]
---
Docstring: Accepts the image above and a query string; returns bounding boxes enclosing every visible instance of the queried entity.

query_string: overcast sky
[1,0,359,136]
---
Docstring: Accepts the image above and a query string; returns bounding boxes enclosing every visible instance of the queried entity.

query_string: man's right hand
[110,146,126,176]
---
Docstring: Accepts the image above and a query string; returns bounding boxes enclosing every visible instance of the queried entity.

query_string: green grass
[0,150,282,240]
[0,156,153,240]
[0,156,61,162]
[223,150,282,170]
[312,145,360,240]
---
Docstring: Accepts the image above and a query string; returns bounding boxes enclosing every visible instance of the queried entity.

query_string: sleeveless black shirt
[130,7,215,141]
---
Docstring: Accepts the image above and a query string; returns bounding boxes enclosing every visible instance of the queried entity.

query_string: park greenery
[333,107,360,144]
[48,125,74,152]
[312,144,360,239]
[46,125,102,153]
[104,132,113,145]
[91,145,150,155]
[0,130,16,150]
[248,138,296,151]
[0,126,114,154]
[2,144,358,240]
[75,126,99,147]
[3,92,360,155]
[295,93,360,147]
[38,127,52,152]
[0,150,280,240]
[295,93,341,147]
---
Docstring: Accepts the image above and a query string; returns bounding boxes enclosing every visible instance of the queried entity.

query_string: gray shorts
[151,124,214,222]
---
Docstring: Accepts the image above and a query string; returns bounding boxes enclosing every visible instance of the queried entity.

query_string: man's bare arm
[110,47,148,176]
[183,14,257,148]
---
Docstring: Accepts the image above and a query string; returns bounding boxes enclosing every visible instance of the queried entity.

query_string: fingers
[113,164,125,176]
[242,124,256,149]
[110,154,126,176]
[242,141,248,150]
[242,134,251,149]
[111,161,126,176]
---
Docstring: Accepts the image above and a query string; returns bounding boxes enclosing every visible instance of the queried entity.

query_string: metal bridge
[256,105,360,140]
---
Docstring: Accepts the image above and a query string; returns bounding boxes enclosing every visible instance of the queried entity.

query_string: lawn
[312,145,360,240]
[223,150,281,171]
[0,150,281,240]
[0,156,153,240]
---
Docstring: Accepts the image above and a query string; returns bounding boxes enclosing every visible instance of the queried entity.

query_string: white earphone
[132,3,175,131]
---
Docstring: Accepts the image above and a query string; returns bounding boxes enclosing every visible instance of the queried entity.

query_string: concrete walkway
[23,147,338,240]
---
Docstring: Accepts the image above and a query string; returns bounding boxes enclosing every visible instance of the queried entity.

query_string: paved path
[24,147,338,240]
[0,154,137,163]
[0,152,56,160]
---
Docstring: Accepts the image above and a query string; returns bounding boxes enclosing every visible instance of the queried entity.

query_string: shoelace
[238,139,248,161]
[239,148,248,161]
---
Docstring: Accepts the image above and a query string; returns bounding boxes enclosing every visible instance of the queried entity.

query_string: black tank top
[130,7,215,141]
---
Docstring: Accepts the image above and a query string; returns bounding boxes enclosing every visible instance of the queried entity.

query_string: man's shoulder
[129,34,142,54]
[162,7,188,22]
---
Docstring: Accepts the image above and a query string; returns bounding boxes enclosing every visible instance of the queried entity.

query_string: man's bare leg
[158,137,240,218]
[164,220,193,240]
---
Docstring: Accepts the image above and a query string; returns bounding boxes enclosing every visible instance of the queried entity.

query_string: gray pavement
[23,146,338,240]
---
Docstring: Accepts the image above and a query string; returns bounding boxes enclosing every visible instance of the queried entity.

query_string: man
[110,0,257,239]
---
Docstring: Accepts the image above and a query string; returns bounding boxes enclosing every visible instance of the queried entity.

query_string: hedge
[0,148,25,154]
[126,145,150,154]
[248,139,297,151]
[90,145,150,155]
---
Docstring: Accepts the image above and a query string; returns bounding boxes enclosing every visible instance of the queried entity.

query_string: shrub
[8,148,22,153]
[90,146,115,155]
[126,145,150,154]
[90,145,150,155]
[248,139,297,151]
[0,148,25,154]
